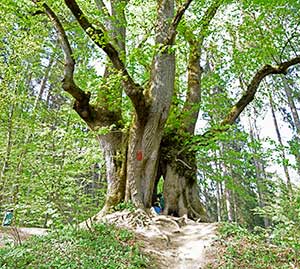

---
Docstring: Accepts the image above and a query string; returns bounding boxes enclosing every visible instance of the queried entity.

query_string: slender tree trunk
[282,79,300,176]
[225,187,232,222]
[228,163,238,223]
[0,104,15,203]
[249,120,270,227]
[216,181,222,222]
[222,161,233,222]
[255,161,270,227]
[283,79,300,133]
[33,56,54,109]
[233,191,238,223]
[15,55,55,187]
[269,94,293,192]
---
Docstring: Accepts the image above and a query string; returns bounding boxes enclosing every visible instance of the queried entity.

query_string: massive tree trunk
[164,165,207,219]
[33,0,300,221]
[125,0,175,208]
[159,132,207,219]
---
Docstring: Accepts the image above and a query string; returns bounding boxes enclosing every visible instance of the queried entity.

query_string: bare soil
[102,210,219,269]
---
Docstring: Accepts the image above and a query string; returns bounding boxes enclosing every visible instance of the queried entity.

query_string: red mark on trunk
[136,150,143,161]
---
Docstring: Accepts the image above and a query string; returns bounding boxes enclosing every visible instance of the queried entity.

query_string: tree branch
[173,0,193,26]
[64,0,121,68]
[164,0,193,45]
[32,1,87,102]
[193,56,300,146]
[181,42,203,134]
[64,0,147,118]
[32,1,121,128]
[181,0,223,133]
[197,0,223,44]
[94,0,110,16]
[222,56,300,126]
[280,23,300,61]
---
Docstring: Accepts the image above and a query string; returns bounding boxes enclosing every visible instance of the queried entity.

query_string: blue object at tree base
[153,206,162,214]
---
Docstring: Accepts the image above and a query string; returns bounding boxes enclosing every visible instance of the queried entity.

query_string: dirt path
[102,211,219,269]
[0,227,47,247]
[136,220,218,269]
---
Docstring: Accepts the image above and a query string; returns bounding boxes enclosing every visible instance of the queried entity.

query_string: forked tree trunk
[37,0,300,222]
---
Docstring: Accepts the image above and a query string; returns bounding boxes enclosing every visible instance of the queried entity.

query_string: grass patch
[0,224,148,269]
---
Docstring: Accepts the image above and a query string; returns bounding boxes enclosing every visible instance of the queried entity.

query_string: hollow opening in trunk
[152,176,165,214]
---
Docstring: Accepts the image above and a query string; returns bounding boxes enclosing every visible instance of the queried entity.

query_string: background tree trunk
[250,120,270,228]
[269,93,292,192]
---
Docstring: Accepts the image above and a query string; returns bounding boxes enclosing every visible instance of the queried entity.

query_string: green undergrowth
[209,222,300,269]
[209,190,300,269]
[0,223,149,269]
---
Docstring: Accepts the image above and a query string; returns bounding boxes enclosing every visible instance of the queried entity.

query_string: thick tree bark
[159,133,207,219]
[97,132,127,213]
[125,0,176,208]
[164,163,206,218]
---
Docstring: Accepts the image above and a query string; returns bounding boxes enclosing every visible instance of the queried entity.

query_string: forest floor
[0,211,219,269]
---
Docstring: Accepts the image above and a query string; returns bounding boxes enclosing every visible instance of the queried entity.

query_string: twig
[175,158,193,169]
